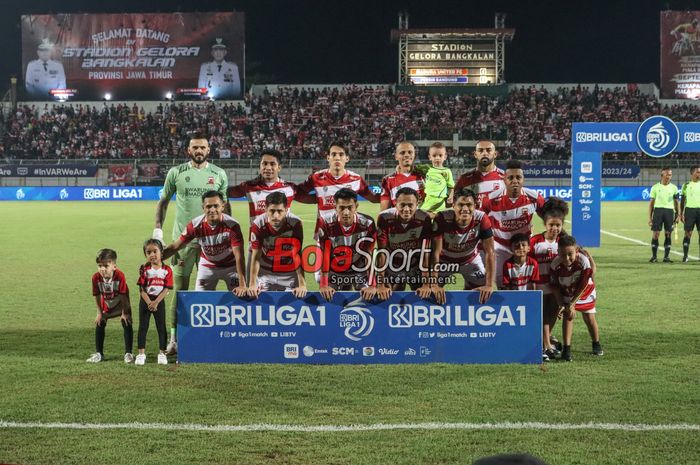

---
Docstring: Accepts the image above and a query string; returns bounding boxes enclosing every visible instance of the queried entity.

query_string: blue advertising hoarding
[571,152,602,248]
[176,291,543,365]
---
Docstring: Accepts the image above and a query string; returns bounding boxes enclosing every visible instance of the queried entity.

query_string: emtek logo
[636,116,679,158]
[191,304,214,327]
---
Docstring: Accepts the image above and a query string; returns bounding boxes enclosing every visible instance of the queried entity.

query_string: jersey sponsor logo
[636,116,680,158]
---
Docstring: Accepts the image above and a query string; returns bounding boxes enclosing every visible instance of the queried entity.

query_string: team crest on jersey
[208,177,215,185]
[185,176,191,183]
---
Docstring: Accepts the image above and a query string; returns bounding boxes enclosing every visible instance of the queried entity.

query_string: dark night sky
[3,0,699,88]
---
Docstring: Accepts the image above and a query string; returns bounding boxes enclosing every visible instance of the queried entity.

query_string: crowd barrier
[176,291,543,364]
[0,185,657,201]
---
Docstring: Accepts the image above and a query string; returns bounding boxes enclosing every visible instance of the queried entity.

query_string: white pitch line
[564,221,699,260]
[0,420,698,433]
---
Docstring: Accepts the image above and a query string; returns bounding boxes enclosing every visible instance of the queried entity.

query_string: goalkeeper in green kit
[414,142,455,217]
[153,133,228,355]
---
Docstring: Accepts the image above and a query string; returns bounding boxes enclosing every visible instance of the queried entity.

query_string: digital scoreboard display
[406,40,497,85]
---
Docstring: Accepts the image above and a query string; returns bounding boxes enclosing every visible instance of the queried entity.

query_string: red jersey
[433,209,493,265]
[180,214,244,269]
[318,212,377,273]
[502,256,540,290]
[529,232,560,294]
[137,263,174,298]
[249,212,304,273]
[297,169,375,223]
[549,253,596,310]
[377,208,432,268]
[228,177,308,225]
[455,167,505,206]
[92,269,129,313]
[380,171,425,207]
[481,187,545,251]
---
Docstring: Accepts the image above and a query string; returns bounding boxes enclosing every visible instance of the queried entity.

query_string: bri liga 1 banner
[21,12,245,101]
[176,291,543,364]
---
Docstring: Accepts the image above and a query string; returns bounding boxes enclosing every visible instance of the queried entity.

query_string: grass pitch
[0,201,698,465]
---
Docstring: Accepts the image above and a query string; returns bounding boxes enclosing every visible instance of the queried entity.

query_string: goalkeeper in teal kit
[414,142,455,216]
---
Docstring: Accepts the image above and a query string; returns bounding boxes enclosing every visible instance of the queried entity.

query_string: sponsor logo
[332,347,356,356]
[684,132,700,143]
[580,162,593,174]
[582,191,591,198]
[339,297,374,341]
[642,188,651,200]
[302,346,328,357]
[378,348,399,355]
[575,132,633,143]
[363,347,375,356]
[284,344,299,359]
[637,116,679,158]
[388,304,527,327]
[59,188,69,200]
[17,167,28,176]
[420,346,432,357]
[189,303,326,327]
[15,189,25,200]
[191,304,214,327]
[583,213,592,220]
[404,348,416,356]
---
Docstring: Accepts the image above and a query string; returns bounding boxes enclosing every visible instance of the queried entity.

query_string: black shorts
[684,208,700,231]
[651,208,674,232]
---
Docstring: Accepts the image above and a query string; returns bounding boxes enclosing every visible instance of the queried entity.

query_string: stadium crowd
[2,85,700,161]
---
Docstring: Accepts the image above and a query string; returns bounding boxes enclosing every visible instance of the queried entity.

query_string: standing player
[380,141,425,210]
[163,191,247,295]
[247,192,307,297]
[375,187,433,300]
[419,142,455,216]
[454,140,505,207]
[317,188,377,301]
[502,234,540,291]
[680,165,700,262]
[296,141,381,236]
[431,187,495,305]
[154,133,228,355]
[648,167,680,263]
[481,159,545,288]
[550,235,603,361]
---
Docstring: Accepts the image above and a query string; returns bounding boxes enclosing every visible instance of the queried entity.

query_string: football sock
[663,237,671,258]
[651,239,658,258]
[683,237,690,258]
[121,319,133,354]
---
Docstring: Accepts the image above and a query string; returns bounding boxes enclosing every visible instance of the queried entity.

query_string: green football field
[0,200,698,465]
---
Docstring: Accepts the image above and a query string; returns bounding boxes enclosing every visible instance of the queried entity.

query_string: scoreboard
[407,40,497,85]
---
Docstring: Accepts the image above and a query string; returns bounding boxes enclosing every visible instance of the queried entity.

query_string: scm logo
[332,347,356,356]
[191,304,214,327]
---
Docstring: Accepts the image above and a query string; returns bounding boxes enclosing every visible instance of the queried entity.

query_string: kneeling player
[550,235,603,361]
[163,191,247,296]
[431,187,495,304]
[318,188,377,301]
[375,187,433,300]
[247,192,307,298]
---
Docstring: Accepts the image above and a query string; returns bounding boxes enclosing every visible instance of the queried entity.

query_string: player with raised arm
[648,167,680,263]
[154,133,227,355]
[481,159,545,288]
[374,187,433,301]
[379,141,425,211]
[550,235,603,361]
[317,188,377,301]
[163,191,247,296]
[430,187,495,305]
[247,192,307,298]
[454,140,505,207]
[680,165,700,262]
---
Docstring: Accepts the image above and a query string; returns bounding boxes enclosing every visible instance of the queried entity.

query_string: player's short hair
[429,141,446,150]
[201,190,224,203]
[690,165,700,174]
[261,149,283,164]
[96,248,117,263]
[660,166,671,172]
[328,141,348,154]
[142,238,163,255]
[265,191,287,207]
[505,159,523,171]
[189,131,209,142]
[510,233,530,247]
[395,186,419,200]
[558,234,578,249]
[475,139,496,148]
[334,188,358,203]
[454,187,478,203]
[541,197,569,220]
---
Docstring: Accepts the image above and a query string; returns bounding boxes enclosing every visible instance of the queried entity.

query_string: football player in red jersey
[454,140,505,206]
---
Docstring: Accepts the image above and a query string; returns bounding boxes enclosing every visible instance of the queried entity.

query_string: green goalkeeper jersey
[420,165,455,199]
[681,180,700,209]
[161,161,228,240]
[649,182,678,209]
